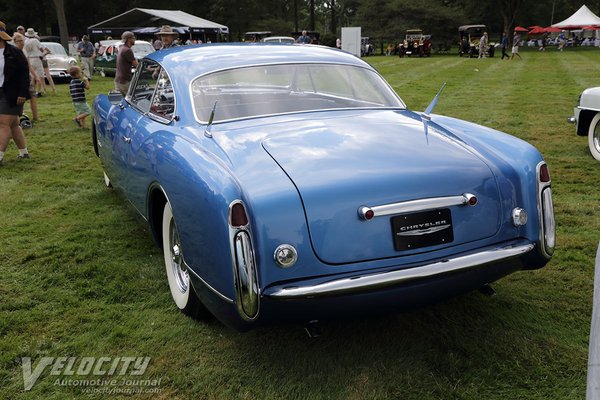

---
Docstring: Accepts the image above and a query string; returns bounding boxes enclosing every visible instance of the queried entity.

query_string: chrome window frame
[126,59,176,125]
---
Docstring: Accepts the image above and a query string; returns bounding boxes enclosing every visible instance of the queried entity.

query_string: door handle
[123,136,131,144]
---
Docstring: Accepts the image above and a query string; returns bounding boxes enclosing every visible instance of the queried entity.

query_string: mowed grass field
[1,47,598,399]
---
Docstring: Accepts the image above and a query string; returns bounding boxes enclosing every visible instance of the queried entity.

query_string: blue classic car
[92,44,555,331]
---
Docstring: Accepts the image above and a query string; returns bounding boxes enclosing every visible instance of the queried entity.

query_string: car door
[125,65,176,212]
[104,60,160,194]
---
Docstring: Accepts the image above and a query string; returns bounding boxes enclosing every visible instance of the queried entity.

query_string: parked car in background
[568,86,600,160]
[262,36,296,44]
[95,40,155,77]
[40,42,77,81]
[398,29,432,57]
[92,44,554,331]
[458,25,495,57]
[244,31,272,42]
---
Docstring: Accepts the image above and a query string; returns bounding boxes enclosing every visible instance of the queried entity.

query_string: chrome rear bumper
[267,244,534,299]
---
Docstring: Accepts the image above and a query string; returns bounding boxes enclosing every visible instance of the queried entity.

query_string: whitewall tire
[161,201,205,318]
[588,113,600,161]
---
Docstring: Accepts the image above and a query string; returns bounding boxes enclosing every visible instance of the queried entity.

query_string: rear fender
[430,115,547,247]
[577,109,597,136]
[148,140,244,304]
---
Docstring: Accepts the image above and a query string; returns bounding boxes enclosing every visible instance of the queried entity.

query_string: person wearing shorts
[511,31,522,60]
[68,66,91,129]
[23,27,46,95]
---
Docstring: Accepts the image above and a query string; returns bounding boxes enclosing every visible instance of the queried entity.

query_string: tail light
[228,200,259,320]
[537,162,555,258]
[230,202,248,227]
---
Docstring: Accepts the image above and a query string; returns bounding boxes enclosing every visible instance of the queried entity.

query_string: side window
[129,60,160,114]
[149,69,175,120]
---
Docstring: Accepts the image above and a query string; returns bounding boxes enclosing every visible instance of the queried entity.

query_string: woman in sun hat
[23,27,46,95]
[155,25,179,49]
[0,21,31,166]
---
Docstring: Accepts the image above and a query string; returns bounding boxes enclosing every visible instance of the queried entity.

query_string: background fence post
[588,241,600,400]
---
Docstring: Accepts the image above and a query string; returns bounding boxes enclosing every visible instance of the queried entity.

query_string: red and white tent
[552,4,600,28]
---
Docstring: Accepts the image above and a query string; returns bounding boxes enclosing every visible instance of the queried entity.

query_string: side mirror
[108,90,123,105]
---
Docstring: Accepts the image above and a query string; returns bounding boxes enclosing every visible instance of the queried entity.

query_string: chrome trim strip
[186,260,235,304]
[268,244,534,299]
[359,193,475,220]
[577,105,600,113]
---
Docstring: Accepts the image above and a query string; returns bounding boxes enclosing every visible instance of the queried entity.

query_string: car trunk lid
[261,110,503,265]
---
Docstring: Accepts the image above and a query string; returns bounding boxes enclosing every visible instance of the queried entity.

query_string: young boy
[68,66,91,128]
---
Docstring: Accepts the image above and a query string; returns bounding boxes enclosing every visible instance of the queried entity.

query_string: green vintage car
[95,39,155,77]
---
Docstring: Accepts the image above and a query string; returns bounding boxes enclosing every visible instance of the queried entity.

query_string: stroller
[19,113,32,129]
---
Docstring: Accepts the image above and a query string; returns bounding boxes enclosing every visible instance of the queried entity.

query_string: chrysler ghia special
[92,44,554,331]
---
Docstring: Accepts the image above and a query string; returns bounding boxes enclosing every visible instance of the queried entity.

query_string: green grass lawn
[1,48,598,399]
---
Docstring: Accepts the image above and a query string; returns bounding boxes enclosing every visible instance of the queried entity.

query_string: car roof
[458,25,487,31]
[262,36,295,42]
[41,42,65,47]
[146,43,368,79]
[99,39,152,46]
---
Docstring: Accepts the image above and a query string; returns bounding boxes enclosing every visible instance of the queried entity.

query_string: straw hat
[155,25,178,36]
[0,21,12,41]
[24,27,38,38]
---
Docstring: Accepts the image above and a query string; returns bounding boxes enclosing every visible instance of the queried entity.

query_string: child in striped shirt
[68,66,91,128]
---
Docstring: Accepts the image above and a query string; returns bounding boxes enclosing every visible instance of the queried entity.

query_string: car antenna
[421,82,446,143]
[204,101,218,138]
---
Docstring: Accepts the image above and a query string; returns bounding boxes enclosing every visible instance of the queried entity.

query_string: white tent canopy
[88,8,228,39]
[552,4,600,28]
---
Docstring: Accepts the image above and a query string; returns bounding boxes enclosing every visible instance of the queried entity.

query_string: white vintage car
[569,87,600,160]
[41,42,77,81]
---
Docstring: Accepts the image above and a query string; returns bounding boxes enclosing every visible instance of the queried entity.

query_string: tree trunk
[294,0,298,32]
[310,0,315,31]
[500,0,523,45]
[52,0,69,51]
[331,0,337,35]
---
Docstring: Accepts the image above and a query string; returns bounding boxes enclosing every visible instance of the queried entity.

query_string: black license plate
[391,208,453,251]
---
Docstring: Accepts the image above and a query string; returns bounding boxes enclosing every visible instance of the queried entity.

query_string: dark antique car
[93,44,554,331]
[244,31,272,42]
[459,25,495,58]
[399,29,431,57]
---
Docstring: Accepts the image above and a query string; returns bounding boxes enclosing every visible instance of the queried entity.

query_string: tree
[498,0,524,42]
[52,0,69,49]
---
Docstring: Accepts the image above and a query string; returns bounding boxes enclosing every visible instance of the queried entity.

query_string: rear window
[191,63,404,122]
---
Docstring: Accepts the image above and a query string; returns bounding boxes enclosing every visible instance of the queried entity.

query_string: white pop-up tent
[88,8,228,42]
[552,4,600,28]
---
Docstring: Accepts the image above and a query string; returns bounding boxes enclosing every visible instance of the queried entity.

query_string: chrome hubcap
[594,123,600,153]
[169,219,189,294]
